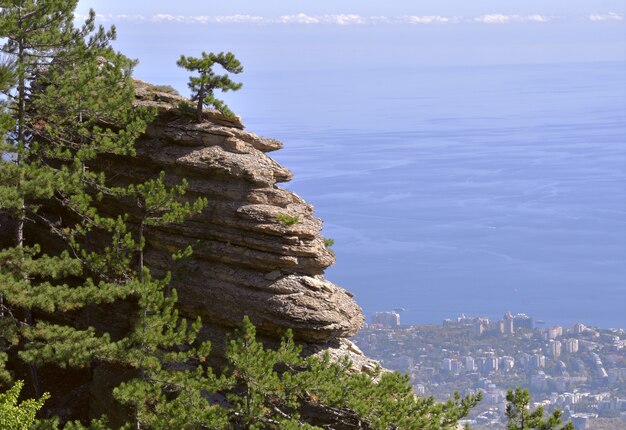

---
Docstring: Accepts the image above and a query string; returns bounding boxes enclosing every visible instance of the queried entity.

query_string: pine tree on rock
[505,387,574,430]
[177,51,243,120]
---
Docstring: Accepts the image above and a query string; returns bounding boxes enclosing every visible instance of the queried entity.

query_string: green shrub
[277,213,300,226]
[152,84,180,95]
[0,381,49,430]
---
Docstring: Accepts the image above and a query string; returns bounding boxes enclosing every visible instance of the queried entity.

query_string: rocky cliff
[111,81,368,363]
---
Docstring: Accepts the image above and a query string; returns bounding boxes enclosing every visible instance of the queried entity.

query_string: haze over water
[85,4,626,328]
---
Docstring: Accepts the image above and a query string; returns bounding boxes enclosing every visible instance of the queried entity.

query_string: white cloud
[369,16,392,25]
[588,12,624,22]
[92,13,148,23]
[474,14,552,24]
[401,15,459,25]
[211,15,264,24]
[475,14,511,24]
[276,13,367,25]
[525,14,551,23]
[83,13,264,24]
[150,14,188,23]
[277,13,320,24]
[278,14,448,25]
[321,14,366,25]
[77,12,622,26]
[147,14,263,24]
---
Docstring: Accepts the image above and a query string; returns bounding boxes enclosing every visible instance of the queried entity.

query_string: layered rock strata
[125,81,364,351]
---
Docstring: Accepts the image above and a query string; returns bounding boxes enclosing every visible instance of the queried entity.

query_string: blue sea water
[235,61,626,329]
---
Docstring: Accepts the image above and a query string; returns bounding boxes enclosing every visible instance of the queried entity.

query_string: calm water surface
[239,61,626,328]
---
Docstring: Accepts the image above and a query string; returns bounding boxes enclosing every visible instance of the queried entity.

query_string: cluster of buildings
[443,312,534,336]
[354,311,626,429]
[461,386,626,428]
[371,311,536,334]
[441,354,515,374]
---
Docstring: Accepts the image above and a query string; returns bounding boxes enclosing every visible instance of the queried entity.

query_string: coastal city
[351,311,626,430]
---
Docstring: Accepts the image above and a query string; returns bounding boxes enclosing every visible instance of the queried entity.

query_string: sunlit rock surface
[127,81,364,345]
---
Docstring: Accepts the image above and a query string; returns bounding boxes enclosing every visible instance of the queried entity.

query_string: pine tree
[19,170,216,428]
[112,312,480,429]
[0,57,17,385]
[0,0,97,248]
[0,0,152,396]
[0,0,75,392]
[104,175,223,429]
[223,316,481,430]
[505,387,574,430]
[0,5,221,427]
[177,51,243,120]
[225,316,317,429]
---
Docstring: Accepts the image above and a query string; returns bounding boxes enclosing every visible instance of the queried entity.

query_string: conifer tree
[19,171,215,428]
[223,316,481,430]
[0,58,17,385]
[0,0,103,248]
[0,0,151,395]
[112,313,480,429]
[505,387,574,430]
[225,316,318,429]
[177,51,243,120]
[0,0,77,391]
[0,4,220,426]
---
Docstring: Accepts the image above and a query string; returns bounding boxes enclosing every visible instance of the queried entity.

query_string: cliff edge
[119,81,366,360]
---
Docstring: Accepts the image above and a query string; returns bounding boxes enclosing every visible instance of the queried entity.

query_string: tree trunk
[196,82,205,122]
[16,24,26,249]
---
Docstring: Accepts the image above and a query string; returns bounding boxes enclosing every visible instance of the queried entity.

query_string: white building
[532,354,546,369]
[565,338,579,353]
[465,356,476,372]
[372,311,400,328]
[548,326,563,339]
[549,340,562,358]
[499,356,515,371]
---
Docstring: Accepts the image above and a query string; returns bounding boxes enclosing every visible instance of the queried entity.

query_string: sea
[145,60,626,329]
[247,61,626,329]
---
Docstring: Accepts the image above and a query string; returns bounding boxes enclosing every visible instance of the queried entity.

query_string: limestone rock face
[126,81,364,345]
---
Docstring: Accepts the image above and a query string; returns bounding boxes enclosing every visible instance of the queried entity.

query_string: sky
[75,0,625,18]
[73,1,625,78]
